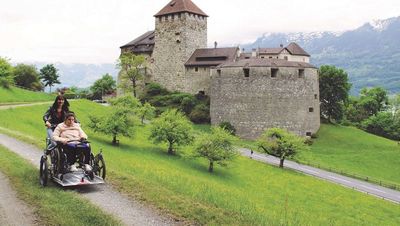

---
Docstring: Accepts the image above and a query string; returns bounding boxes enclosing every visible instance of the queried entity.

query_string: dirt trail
[0,102,52,110]
[0,133,181,226]
[0,171,37,226]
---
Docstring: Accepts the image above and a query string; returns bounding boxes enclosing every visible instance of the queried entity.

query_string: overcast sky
[1,0,399,64]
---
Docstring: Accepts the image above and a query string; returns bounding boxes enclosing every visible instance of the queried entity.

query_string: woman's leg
[46,128,57,150]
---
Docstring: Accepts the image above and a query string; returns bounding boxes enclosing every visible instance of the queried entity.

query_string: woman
[52,112,90,170]
[43,95,71,150]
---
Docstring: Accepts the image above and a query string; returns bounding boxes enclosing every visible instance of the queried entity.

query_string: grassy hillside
[298,124,400,186]
[0,86,54,104]
[0,100,399,225]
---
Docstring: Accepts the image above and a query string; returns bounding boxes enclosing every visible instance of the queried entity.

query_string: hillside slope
[0,86,54,103]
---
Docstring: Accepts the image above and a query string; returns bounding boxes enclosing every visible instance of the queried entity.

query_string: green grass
[0,101,399,225]
[0,86,54,104]
[0,145,121,226]
[297,124,400,186]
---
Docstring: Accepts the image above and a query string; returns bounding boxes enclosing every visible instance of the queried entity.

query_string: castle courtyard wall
[210,66,320,139]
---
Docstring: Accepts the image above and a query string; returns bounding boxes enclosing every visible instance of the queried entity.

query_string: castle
[120,0,320,139]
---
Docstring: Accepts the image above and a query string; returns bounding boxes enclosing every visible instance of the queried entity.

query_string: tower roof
[285,42,310,56]
[154,0,208,17]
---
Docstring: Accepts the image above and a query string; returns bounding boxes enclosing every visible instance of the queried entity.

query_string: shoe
[69,164,78,172]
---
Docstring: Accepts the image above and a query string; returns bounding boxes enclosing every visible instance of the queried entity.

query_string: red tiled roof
[286,42,310,56]
[185,47,238,66]
[154,0,208,17]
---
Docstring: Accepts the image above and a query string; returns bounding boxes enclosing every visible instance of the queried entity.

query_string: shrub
[189,104,210,124]
[218,121,236,135]
[144,83,169,96]
[361,112,400,140]
[180,96,196,114]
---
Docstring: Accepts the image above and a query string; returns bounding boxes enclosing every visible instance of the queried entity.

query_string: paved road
[239,148,400,204]
[0,133,181,226]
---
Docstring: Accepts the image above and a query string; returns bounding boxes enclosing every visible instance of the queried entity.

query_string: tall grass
[0,86,54,104]
[0,100,399,225]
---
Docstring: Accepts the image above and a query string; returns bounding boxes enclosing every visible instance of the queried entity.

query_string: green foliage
[89,107,137,145]
[117,52,146,97]
[39,64,60,92]
[149,109,194,155]
[137,102,156,124]
[258,128,308,168]
[361,112,400,140]
[143,82,169,97]
[218,121,236,135]
[0,57,14,88]
[109,95,142,109]
[319,65,351,122]
[193,127,238,172]
[359,87,389,116]
[189,104,210,124]
[13,64,43,91]
[90,73,116,99]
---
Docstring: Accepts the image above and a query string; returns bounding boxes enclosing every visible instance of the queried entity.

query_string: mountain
[242,16,400,95]
[33,63,118,89]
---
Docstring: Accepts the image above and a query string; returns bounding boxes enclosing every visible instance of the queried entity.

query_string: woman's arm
[52,125,68,144]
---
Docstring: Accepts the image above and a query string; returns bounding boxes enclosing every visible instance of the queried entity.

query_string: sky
[1,0,399,64]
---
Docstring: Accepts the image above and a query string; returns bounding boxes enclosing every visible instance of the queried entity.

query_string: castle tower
[152,0,208,92]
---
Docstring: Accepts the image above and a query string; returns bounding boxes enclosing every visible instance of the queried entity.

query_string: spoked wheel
[93,154,106,180]
[39,155,49,186]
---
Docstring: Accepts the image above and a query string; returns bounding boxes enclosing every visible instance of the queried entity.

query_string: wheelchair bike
[39,138,106,187]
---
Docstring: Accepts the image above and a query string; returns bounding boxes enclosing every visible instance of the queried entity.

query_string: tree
[257,128,308,168]
[194,127,238,173]
[109,95,141,109]
[117,52,146,97]
[359,87,389,116]
[361,112,400,140]
[319,65,351,122]
[88,107,137,145]
[90,73,116,100]
[0,57,14,88]
[39,64,60,92]
[13,64,43,91]
[137,102,156,124]
[149,109,194,155]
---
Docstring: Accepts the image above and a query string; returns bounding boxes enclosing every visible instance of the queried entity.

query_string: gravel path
[0,171,38,226]
[0,133,181,226]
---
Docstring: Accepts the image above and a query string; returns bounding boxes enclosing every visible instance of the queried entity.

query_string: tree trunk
[279,158,285,168]
[132,79,136,98]
[49,86,52,93]
[167,142,174,155]
[208,161,214,173]
[141,115,145,124]
[112,135,117,145]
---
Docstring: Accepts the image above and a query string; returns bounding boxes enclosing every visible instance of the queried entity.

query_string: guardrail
[295,160,400,191]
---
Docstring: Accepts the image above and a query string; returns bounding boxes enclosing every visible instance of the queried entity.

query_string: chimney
[280,44,283,48]
[252,48,257,57]
[214,41,218,49]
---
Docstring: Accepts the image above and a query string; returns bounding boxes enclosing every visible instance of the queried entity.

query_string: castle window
[269,56,273,59]
[309,107,314,112]
[314,94,318,99]
[306,132,312,137]
[176,39,181,44]
[195,67,198,72]
[298,69,305,78]
[284,56,288,61]
[243,68,250,77]
[178,13,181,19]
[175,32,180,35]
[217,69,221,76]
[261,56,265,59]
[172,14,175,20]
[271,68,278,78]
[159,17,162,22]
[245,57,250,59]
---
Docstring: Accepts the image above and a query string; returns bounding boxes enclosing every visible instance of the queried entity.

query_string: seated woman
[52,112,90,171]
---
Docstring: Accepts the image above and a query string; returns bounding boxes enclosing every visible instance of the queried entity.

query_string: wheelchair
[39,138,106,187]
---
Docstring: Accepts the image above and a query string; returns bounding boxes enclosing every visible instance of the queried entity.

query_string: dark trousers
[63,144,91,165]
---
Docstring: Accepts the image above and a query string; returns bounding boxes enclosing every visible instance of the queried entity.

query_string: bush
[361,112,400,140]
[218,121,236,135]
[180,96,196,114]
[144,83,169,97]
[189,104,210,124]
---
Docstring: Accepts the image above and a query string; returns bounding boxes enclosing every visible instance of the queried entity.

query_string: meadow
[297,124,400,186]
[0,86,54,104]
[0,100,399,225]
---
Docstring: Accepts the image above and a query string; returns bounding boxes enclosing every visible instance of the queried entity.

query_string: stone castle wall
[185,66,212,94]
[152,13,207,93]
[210,66,320,139]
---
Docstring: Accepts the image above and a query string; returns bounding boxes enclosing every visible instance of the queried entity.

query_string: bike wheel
[94,155,106,180]
[39,155,49,186]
